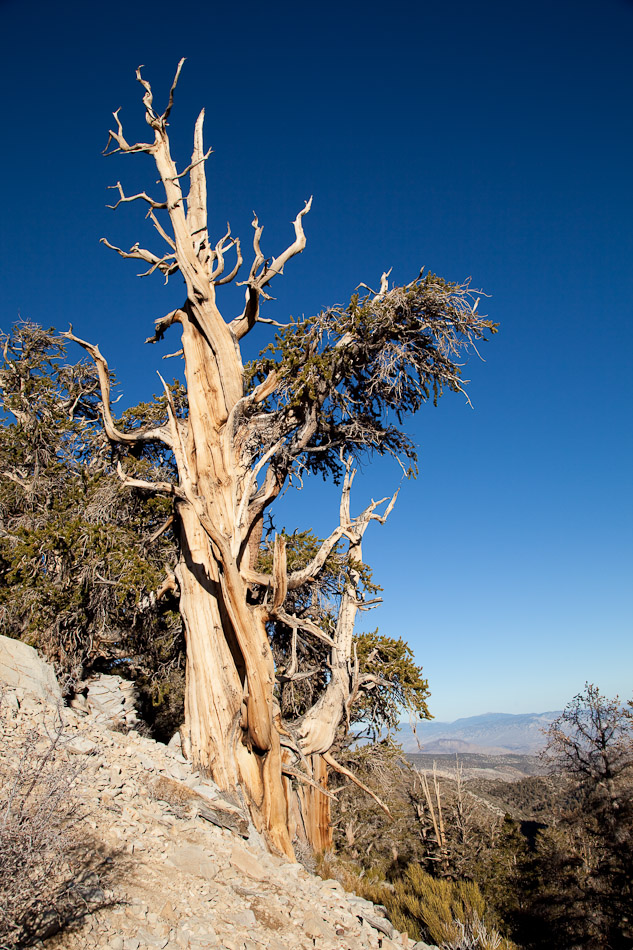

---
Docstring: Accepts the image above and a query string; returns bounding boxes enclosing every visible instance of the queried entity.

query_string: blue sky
[1,0,631,720]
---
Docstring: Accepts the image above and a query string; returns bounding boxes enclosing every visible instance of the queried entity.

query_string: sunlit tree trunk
[65,61,489,854]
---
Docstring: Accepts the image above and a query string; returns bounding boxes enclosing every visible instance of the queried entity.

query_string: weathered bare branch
[100,237,178,278]
[156,565,179,600]
[2,471,32,491]
[104,108,154,156]
[61,328,173,449]
[287,524,354,590]
[166,150,213,184]
[230,198,312,340]
[156,371,190,488]
[278,666,320,683]
[322,751,393,819]
[148,514,174,544]
[271,608,335,648]
[116,461,184,498]
[281,763,337,799]
[162,57,185,122]
[147,208,176,250]
[244,464,394,597]
[139,253,178,279]
[106,181,167,211]
[358,267,393,300]
[252,371,279,405]
[145,308,184,345]
[234,436,287,553]
[271,535,287,610]
[254,316,293,330]
[208,227,235,281]
[186,109,208,240]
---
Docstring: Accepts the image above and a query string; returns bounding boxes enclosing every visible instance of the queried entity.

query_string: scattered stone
[0,659,427,950]
[321,878,344,891]
[229,844,268,882]
[167,843,218,880]
[303,911,337,940]
[75,673,140,728]
[65,734,98,755]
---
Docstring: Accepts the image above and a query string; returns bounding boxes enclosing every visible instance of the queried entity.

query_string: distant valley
[395,710,562,755]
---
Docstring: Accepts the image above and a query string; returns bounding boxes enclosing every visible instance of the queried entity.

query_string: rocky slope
[0,641,434,950]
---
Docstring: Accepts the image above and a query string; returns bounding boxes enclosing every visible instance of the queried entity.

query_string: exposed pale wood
[230,198,313,340]
[322,751,393,820]
[296,754,333,852]
[148,514,174,544]
[81,63,412,857]
[297,463,397,757]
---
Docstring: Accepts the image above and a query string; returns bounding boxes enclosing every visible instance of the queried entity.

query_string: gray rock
[192,781,219,800]
[135,930,169,949]
[167,730,182,752]
[229,844,267,881]
[302,912,337,939]
[224,909,257,927]
[320,878,344,891]
[166,843,218,880]
[78,673,139,727]
[0,634,62,703]
[65,735,98,755]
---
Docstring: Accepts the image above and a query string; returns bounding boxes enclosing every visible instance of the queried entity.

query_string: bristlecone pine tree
[64,61,496,857]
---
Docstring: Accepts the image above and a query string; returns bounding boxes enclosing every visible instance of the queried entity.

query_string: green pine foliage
[0,323,184,736]
[352,631,430,734]
[245,273,497,482]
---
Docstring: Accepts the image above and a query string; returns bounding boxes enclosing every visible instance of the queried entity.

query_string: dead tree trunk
[65,62,491,855]
[63,63,391,856]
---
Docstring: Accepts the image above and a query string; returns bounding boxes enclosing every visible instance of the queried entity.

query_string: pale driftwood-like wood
[322,751,393,820]
[296,753,334,853]
[73,63,448,856]
[70,63,325,857]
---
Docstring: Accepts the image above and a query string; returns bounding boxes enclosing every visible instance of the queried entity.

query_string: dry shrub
[0,696,111,948]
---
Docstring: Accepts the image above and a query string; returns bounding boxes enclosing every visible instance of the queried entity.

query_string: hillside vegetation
[317,686,633,950]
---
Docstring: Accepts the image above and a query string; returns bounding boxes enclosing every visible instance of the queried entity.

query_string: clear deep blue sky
[1,0,631,720]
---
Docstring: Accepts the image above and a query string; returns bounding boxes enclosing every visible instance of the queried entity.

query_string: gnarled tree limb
[322,751,393,819]
[62,329,174,449]
[230,198,312,340]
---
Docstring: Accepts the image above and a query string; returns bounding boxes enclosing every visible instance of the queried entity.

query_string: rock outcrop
[0,635,62,704]
[70,673,140,730]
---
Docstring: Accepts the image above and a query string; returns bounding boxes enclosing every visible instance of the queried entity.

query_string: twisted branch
[230,198,313,340]
[61,328,174,449]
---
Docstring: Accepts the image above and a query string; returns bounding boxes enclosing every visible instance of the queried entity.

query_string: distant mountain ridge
[395,710,562,755]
